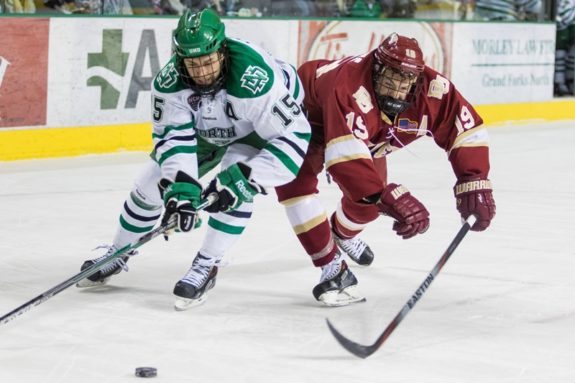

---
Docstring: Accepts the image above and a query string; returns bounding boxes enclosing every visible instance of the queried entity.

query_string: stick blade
[326,319,376,359]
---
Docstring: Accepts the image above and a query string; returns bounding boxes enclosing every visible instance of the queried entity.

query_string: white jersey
[150,38,310,188]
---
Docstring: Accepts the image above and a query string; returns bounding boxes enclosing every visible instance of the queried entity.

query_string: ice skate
[313,250,365,307]
[173,253,218,311]
[333,232,374,266]
[76,245,135,288]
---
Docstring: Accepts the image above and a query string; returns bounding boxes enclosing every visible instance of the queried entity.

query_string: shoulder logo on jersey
[352,86,374,114]
[157,62,179,89]
[240,65,269,94]
[188,94,202,111]
[428,74,450,100]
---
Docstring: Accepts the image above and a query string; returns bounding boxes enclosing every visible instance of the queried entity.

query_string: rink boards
[0,16,569,161]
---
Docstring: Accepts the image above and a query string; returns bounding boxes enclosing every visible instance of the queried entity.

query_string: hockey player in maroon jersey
[276,33,496,306]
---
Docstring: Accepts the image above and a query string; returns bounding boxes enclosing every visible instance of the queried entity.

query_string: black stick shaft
[0,194,216,326]
[327,216,476,358]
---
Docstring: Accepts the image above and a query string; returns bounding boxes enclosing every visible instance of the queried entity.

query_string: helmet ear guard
[373,33,425,115]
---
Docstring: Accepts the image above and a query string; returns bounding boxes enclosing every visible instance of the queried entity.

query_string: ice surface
[1,122,574,383]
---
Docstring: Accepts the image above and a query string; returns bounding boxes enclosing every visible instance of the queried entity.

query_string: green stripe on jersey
[293,73,301,100]
[265,144,300,176]
[158,145,197,165]
[294,132,311,142]
[236,131,267,149]
[153,122,195,140]
[208,217,245,235]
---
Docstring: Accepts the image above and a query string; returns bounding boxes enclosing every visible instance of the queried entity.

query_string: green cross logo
[87,30,129,110]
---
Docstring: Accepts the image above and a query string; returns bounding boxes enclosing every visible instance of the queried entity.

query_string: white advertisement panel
[451,23,556,105]
[48,18,176,127]
[224,19,296,64]
[43,18,557,129]
[46,17,295,127]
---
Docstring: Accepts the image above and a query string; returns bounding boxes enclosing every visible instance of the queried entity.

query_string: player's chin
[195,76,218,86]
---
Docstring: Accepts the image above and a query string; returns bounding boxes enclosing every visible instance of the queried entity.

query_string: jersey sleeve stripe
[293,72,301,101]
[264,144,301,176]
[158,146,198,165]
[449,126,489,154]
[325,134,372,168]
[276,136,307,159]
[152,122,195,140]
[294,132,311,142]
[154,134,197,153]
[326,154,372,169]
[326,134,358,146]
[281,68,291,90]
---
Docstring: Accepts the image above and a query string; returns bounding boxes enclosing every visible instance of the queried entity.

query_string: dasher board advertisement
[451,22,556,105]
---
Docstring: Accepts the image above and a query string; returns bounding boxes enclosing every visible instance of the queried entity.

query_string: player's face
[375,68,417,101]
[184,51,224,86]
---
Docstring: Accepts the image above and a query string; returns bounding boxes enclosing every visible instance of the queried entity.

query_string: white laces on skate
[335,236,367,261]
[320,251,344,283]
[91,245,135,274]
[181,254,220,287]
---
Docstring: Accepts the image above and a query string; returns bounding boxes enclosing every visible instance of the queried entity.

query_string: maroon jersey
[297,52,490,202]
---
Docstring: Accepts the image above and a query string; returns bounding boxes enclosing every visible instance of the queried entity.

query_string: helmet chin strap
[190,74,226,97]
[377,95,411,116]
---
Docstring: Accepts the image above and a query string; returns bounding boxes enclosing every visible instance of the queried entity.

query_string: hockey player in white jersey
[77,9,311,310]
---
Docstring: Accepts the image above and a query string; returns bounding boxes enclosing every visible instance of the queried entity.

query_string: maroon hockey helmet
[373,33,425,115]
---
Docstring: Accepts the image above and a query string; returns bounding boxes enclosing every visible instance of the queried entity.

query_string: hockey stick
[0,194,217,326]
[326,215,477,359]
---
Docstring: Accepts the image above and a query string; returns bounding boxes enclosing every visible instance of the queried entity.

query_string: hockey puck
[135,367,157,378]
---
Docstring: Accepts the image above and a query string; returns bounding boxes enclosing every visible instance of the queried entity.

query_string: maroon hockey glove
[454,178,496,231]
[376,183,430,239]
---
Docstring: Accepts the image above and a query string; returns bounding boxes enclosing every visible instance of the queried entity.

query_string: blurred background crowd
[0,0,559,20]
[1,0,574,96]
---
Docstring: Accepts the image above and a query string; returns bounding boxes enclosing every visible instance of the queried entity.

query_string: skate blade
[318,285,366,307]
[349,257,372,267]
[174,295,207,311]
[76,278,110,288]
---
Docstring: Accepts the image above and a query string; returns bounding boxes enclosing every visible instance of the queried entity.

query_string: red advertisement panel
[0,18,49,128]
